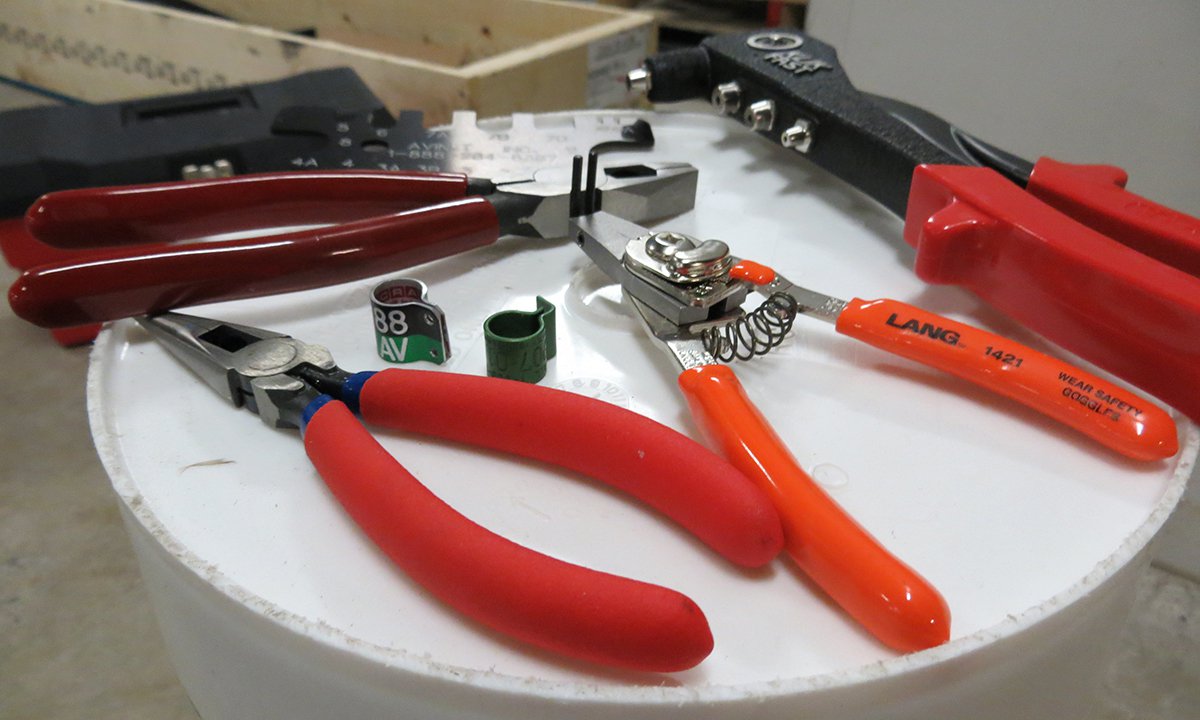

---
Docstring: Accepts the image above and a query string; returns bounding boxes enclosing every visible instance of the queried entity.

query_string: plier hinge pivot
[137,313,348,429]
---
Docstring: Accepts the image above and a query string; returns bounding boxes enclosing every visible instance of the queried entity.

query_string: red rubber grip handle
[1,218,81,270]
[357,369,784,569]
[0,219,102,344]
[677,365,950,653]
[905,163,1200,422]
[304,399,714,672]
[1026,157,1200,278]
[8,198,499,328]
[837,298,1178,461]
[25,171,472,248]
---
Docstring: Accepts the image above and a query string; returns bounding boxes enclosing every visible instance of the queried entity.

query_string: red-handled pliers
[6,164,696,334]
[136,311,784,673]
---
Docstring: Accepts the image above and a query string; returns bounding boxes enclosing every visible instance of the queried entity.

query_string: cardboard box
[0,0,655,124]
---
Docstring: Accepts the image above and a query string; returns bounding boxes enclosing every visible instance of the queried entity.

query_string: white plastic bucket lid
[89,112,1195,718]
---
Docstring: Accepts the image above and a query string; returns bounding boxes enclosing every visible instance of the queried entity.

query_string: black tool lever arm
[862,92,1036,186]
[642,32,962,217]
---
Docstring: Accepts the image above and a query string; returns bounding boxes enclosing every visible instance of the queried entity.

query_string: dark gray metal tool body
[632,31,965,216]
[0,68,384,217]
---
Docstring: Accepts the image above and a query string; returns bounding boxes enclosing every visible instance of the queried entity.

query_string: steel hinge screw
[781,119,815,153]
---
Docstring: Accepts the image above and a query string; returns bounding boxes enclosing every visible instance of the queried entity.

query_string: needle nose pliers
[136,311,784,673]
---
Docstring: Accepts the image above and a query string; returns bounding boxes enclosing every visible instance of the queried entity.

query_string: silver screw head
[711,82,742,115]
[643,232,732,281]
[626,66,651,94]
[780,119,815,153]
[645,231,698,260]
[744,100,776,132]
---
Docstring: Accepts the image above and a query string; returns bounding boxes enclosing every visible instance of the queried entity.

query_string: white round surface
[90,112,1195,703]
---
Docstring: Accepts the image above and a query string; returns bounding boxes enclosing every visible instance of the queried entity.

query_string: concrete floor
[1,84,1197,720]
[0,300,199,720]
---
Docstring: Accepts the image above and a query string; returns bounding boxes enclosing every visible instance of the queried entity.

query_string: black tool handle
[643,31,961,216]
[0,68,386,218]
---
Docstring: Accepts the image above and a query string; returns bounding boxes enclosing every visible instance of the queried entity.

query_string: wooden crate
[0,0,655,124]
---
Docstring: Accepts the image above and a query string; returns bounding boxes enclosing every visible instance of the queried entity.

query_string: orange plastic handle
[678,364,951,653]
[836,298,1178,461]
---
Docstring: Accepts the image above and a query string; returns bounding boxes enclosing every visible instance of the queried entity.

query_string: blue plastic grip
[300,394,335,436]
[341,370,378,415]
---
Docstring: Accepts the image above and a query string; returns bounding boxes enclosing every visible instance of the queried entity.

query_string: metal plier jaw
[562,155,751,369]
[570,209,762,370]
[500,161,700,239]
[137,313,347,429]
[573,211,744,321]
[566,148,798,370]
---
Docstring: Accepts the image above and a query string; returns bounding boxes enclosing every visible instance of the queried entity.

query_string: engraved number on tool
[984,346,1024,367]
[375,308,410,336]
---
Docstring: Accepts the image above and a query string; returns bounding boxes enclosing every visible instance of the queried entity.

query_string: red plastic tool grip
[8,198,499,328]
[304,399,714,672]
[1,218,77,270]
[355,369,784,569]
[905,164,1200,422]
[24,171,474,248]
[1026,157,1200,279]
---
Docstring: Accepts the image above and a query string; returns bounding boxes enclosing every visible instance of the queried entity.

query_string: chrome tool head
[137,312,340,429]
[493,160,699,240]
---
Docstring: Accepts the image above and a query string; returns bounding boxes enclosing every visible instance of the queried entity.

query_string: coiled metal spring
[701,292,799,362]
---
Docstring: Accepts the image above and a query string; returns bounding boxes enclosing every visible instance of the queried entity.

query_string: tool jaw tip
[138,312,337,429]
[225,337,337,429]
[513,193,571,240]
[249,374,321,430]
[600,163,699,224]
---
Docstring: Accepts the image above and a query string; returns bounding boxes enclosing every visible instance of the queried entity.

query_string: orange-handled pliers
[566,155,1177,653]
[730,262,1179,462]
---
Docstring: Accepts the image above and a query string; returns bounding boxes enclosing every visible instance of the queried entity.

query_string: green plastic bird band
[484,296,557,383]
[371,278,450,365]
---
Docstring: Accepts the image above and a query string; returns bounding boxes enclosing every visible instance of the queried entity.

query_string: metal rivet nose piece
[711,82,742,115]
[626,66,651,94]
[744,100,776,132]
[781,119,815,153]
